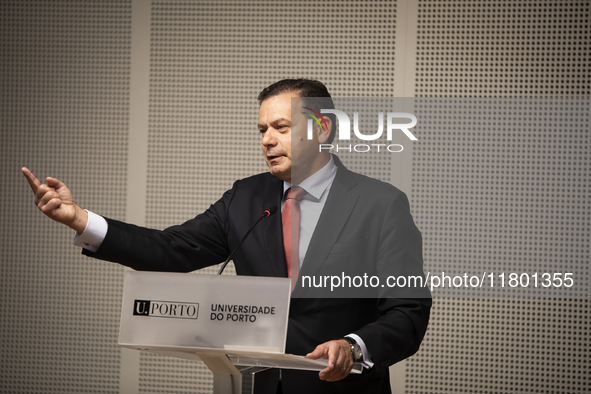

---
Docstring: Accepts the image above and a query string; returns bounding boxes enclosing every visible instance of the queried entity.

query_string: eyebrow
[258,118,291,129]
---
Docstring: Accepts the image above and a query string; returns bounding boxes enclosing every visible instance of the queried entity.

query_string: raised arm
[22,167,88,233]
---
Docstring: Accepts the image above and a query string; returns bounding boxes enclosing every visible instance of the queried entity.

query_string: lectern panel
[119,272,291,353]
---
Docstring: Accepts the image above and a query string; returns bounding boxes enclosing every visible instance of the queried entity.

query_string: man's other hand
[22,167,87,233]
[306,339,354,382]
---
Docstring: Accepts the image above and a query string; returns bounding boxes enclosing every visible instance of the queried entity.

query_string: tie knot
[286,186,306,201]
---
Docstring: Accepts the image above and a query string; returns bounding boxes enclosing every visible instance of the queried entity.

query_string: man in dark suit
[23,79,430,394]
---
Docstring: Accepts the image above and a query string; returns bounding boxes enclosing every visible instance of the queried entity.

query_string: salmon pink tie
[282,186,306,292]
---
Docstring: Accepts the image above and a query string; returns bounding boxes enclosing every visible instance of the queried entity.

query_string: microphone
[217,205,278,275]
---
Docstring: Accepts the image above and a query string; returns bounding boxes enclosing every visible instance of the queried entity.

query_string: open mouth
[267,154,282,162]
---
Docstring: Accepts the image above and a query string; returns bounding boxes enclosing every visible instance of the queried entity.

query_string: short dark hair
[258,79,337,143]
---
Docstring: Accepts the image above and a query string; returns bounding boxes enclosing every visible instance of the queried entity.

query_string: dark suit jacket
[84,156,431,394]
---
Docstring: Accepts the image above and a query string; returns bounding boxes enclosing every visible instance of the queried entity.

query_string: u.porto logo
[133,299,199,319]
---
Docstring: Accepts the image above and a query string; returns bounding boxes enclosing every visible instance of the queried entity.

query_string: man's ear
[318,116,332,144]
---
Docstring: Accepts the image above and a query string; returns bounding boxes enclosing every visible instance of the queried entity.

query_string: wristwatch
[343,337,363,361]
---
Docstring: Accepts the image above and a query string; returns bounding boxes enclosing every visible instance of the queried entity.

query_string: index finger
[320,345,343,379]
[22,167,40,192]
[327,344,340,369]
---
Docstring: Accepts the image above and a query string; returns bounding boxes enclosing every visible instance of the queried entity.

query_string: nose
[261,128,278,148]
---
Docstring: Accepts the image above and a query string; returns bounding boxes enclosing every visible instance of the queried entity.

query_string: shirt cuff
[345,333,374,369]
[72,210,108,252]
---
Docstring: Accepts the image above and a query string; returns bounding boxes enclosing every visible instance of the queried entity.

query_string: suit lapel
[292,159,359,295]
[263,176,288,277]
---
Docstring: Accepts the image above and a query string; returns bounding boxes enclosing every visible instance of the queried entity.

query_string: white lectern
[119,271,361,394]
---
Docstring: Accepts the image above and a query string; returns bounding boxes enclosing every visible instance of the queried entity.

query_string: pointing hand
[22,167,88,233]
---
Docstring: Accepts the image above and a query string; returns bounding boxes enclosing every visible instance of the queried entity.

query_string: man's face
[259,92,330,184]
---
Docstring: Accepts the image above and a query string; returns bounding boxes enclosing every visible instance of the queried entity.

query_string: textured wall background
[1,1,131,392]
[1,0,588,393]
[408,2,589,393]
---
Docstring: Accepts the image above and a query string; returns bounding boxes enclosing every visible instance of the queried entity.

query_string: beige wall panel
[1,0,132,392]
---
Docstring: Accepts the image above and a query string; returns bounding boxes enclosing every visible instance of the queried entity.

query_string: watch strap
[343,336,363,361]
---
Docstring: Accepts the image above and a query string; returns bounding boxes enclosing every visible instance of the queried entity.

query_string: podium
[118,271,361,393]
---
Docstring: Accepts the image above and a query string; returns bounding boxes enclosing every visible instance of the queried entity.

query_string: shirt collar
[283,155,337,201]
